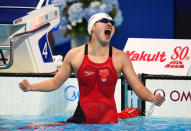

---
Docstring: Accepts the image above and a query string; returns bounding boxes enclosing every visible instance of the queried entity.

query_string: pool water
[0,115,191,130]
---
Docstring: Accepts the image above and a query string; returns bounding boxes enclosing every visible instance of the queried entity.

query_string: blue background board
[0,0,39,7]
[0,8,33,24]
[110,0,174,50]
[0,0,51,24]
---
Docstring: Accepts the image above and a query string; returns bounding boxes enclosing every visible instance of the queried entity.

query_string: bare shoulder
[64,45,85,60]
[67,45,84,56]
[64,45,85,73]
[112,46,132,68]
[112,46,130,61]
[111,46,131,76]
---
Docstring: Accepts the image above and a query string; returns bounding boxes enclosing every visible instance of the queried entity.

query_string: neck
[88,41,109,56]
[90,32,110,47]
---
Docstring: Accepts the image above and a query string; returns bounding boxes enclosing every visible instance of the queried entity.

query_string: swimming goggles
[97,18,115,26]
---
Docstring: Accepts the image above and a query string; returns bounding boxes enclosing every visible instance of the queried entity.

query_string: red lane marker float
[18,122,72,129]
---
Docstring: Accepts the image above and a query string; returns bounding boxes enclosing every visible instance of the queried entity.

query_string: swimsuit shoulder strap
[109,45,112,57]
[84,44,88,55]
[84,44,112,57]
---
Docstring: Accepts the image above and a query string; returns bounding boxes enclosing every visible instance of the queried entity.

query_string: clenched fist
[153,93,165,106]
[19,79,31,92]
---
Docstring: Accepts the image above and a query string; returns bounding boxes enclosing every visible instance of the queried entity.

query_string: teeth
[106,29,111,31]
[105,29,111,34]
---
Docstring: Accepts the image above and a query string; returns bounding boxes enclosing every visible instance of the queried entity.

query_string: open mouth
[104,29,111,39]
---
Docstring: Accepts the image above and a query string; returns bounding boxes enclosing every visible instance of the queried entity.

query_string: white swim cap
[88,13,112,35]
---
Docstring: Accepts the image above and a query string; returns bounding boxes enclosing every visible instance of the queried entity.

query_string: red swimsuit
[67,44,118,124]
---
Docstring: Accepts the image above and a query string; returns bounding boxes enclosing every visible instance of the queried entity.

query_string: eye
[110,20,115,25]
[100,18,109,23]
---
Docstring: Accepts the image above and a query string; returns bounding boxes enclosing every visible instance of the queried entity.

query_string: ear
[112,26,116,35]
[91,24,96,33]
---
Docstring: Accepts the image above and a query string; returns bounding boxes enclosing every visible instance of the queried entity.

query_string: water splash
[146,103,155,116]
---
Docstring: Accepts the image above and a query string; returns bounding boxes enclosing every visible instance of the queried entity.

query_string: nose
[106,21,112,27]
[107,21,112,26]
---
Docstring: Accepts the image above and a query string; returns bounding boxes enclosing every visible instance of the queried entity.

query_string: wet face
[92,18,115,45]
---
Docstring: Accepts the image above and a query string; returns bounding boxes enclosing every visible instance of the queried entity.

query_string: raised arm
[19,50,73,92]
[121,52,165,106]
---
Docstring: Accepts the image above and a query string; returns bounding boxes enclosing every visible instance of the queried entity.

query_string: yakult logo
[126,46,191,69]
[126,51,166,62]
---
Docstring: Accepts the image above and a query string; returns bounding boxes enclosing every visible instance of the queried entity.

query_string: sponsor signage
[123,38,191,76]
[145,79,191,117]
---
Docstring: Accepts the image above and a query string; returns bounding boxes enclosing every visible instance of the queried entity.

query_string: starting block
[0,0,60,73]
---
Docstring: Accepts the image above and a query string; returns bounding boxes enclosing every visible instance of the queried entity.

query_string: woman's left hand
[153,93,165,106]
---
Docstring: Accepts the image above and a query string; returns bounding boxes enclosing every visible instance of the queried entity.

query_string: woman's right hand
[19,79,31,92]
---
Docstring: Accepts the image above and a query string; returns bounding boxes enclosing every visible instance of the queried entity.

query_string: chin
[102,41,109,46]
[105,39,110,44]
[100,38,110,45]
